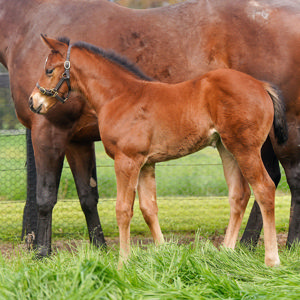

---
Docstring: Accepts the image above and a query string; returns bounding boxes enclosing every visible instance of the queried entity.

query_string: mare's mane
[57,36,153,82]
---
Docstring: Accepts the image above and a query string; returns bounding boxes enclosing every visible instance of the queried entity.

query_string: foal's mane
[57,37,153,82]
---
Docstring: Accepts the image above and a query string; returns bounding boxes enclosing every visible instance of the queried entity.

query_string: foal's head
[29,34,153,114]
[29,35,71,114]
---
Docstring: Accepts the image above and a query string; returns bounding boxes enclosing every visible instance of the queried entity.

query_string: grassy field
[0,195,291,242]
[0,135,298,299]
[1,234,300,299]
[0,195,296,299]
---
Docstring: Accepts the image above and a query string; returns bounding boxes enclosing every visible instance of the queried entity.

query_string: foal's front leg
[138,164,164,245]
[114,155,142,265]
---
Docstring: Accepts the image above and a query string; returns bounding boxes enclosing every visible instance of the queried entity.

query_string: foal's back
[138,69,274,163]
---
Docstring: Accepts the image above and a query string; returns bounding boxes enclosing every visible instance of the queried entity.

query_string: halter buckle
[64,61,70,70]
[39,86,47,95]
[50,89,58,97]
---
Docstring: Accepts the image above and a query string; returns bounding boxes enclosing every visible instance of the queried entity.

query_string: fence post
[21,129,38,248]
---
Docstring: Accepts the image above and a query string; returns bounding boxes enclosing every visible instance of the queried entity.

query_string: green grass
[1,135,297,299]
[1,238,300,299]
[0,195,290,241]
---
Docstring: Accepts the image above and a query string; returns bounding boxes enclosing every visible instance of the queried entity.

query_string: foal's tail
[263,82,288,145]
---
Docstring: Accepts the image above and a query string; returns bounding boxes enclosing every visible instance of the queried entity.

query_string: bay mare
[30,36,288,266]
[1,0,300,257]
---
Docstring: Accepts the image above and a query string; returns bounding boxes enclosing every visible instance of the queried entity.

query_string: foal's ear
[40,34,68,56]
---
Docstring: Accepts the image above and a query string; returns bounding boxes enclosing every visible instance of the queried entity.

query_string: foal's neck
[71,47,145,112]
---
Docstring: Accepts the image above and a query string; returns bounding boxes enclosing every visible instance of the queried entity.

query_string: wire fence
[0,72,290,243]
[1,196,237,242]
[0,126,229,201]
[0,76,229,242]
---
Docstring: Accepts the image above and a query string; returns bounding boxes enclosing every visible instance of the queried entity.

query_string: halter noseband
[36,44,72,103]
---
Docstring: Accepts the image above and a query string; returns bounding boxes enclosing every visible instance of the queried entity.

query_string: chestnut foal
[30,36,288,267]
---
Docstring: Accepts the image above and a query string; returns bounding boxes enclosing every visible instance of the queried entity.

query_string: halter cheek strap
[36,44,72,103]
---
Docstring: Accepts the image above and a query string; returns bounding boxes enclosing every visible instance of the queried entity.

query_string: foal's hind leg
[217,142,251,249]
[138,164,164,245]
[241,137,281,248]
[234,149,279,267]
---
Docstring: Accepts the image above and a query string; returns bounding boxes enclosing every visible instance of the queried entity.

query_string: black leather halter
[36,44,72,103]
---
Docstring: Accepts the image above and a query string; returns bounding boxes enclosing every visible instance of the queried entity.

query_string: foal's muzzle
[29,96,43,114]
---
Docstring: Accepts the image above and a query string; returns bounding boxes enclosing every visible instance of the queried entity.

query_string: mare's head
[29,35,71,114]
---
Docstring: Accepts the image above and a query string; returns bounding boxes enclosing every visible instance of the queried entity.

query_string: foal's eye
[45,68,54,76]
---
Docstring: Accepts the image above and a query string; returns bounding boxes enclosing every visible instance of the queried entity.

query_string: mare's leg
[240,137,281,247]
[285,162,300,247]
[235,149,279,266]
[114,155,143,265]
[137,164,164,245]
[270,122,300,247]
[217,142,251,249]
[22,129,38,248]
[65,141,106,248]
[279,156,300,247]
[31,128,66,257]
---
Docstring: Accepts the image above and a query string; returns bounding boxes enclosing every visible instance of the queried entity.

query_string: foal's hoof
[265,256,280,267]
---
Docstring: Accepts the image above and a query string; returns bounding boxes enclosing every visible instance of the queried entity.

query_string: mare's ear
[40,34,68,56]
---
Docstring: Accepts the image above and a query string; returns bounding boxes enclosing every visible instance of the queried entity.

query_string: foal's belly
[147,128,219,164]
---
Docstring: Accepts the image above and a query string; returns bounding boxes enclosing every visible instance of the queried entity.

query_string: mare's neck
[70,47,145,113]
[0,0,213,70]
[0,0,114,68]
[0,0,37,67]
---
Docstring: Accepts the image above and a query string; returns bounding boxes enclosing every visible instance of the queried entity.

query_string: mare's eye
[45,68,54,76]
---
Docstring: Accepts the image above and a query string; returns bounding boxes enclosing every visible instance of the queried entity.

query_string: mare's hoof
[34,246,51,260]
[91,229,107,251]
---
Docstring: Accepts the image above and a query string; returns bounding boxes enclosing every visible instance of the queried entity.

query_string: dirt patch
[0,233,288,258]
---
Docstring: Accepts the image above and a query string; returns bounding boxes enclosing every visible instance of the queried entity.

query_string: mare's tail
[263,82,288,145]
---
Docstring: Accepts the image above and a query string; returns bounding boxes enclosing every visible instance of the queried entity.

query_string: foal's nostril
[29,96,39,113]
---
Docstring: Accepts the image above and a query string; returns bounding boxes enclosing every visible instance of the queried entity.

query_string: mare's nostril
[29,97,33,106]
